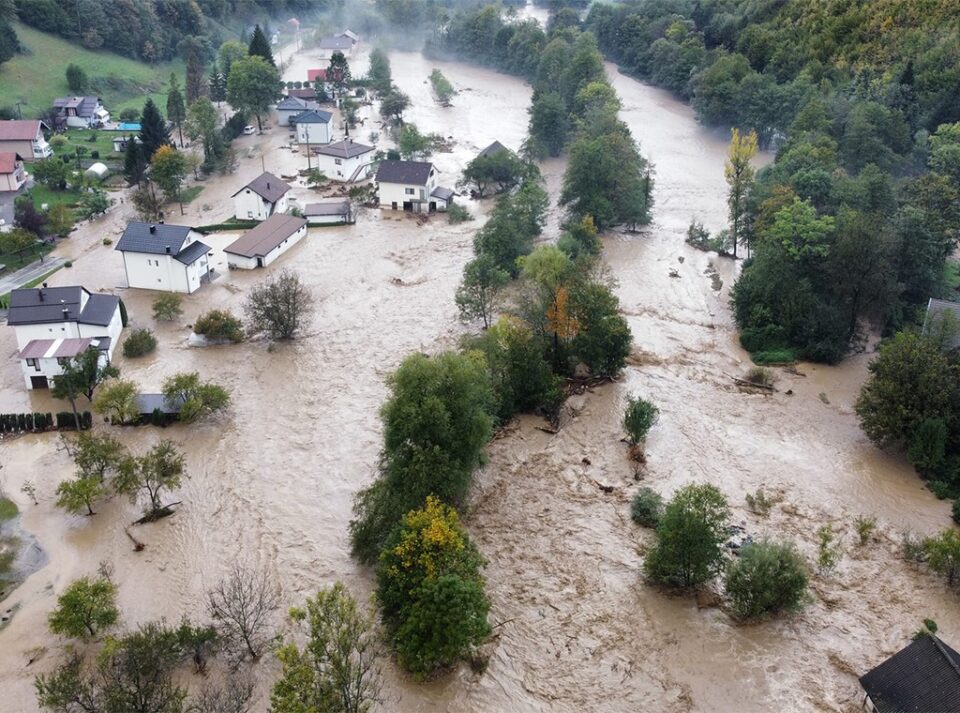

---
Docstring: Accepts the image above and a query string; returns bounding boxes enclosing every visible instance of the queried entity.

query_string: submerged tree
[244,269,315,340]
[725,128,758,259]
[48,573,119,638]
[208,563,280,662]
[114,440,186,518]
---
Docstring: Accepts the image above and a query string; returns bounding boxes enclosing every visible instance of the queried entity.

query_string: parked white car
[243,125,256,135]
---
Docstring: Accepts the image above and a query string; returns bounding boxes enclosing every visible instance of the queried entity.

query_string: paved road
[0,255,66,297]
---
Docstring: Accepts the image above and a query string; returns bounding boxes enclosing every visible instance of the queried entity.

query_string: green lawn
[0,498,17,523]
[0,242,55,273]
[180,185,205,204]
[0,22,184,119]
[55,129,124,165]
[25,185,83,210]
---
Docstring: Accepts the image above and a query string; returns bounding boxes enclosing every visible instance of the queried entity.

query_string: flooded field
[0,33,957,713]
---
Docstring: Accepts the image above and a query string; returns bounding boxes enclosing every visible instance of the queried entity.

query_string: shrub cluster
[0,412,61,433]
[193,310,244,343]
[122,328,157,358]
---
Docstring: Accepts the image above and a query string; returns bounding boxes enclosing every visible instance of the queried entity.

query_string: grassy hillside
[0,23,184,119]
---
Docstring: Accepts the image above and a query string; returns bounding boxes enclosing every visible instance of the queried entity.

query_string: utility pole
[14,101,21,119]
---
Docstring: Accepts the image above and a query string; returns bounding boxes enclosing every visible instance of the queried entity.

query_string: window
[335,158,342,165]
[405,188,415,195]
[26,358,39,370]
[57,357,70,366]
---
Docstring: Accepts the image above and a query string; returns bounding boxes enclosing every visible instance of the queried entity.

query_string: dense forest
[576,0,960,363]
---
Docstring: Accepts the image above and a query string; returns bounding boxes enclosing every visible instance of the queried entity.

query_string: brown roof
[231,172,291,204]
[0,120,44,141]
[224,214,307,258]
[0,152,22,174]
[19,337,94,360]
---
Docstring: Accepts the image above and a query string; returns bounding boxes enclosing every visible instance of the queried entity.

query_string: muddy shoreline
[0,31,957,713]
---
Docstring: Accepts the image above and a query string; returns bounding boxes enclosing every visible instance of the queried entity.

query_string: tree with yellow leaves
[724,127,758,259]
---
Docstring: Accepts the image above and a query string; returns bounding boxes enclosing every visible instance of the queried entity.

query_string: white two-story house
[53,96,110,128]
[7,284,122,390]
[293,110,333,146]
[313,139,374,183]
[0,120,52,160]
[115,222,211,293]
[375,160,454,213]
[232,172,291,221]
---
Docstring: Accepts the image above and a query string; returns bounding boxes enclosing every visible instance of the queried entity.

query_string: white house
[6,284,122,389]
[18,337,112,391]
[0,152,26,192]
[304,199,353,225]
[293,110,333,145]
[276,95,318,126]
[312,139,374,182]
[232,172,291,221]
[0,120,52,160]
[337,30,359,44]
[224,213,308,269]
[115,222,211,293]
[52,96,110,128]
[317,35,354,59]
[375,160,454,213]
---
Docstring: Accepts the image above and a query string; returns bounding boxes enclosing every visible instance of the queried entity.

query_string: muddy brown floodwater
[0,36,957,713]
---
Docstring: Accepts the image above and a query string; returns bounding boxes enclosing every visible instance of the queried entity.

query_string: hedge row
[195,220,260,234]
[0,411,92,433]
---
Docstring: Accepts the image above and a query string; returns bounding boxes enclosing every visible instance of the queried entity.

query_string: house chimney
[165,245,171,254]
[266,182,271,190]
[42,282,48,288]
[62,307,69,318]
[38,288,44,301]
[149,224,156,234]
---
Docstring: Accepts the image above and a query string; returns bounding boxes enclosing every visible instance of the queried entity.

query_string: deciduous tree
[208,563,280,662]
[48,574,118,638]
[227,56,280,132]
[243,269,314,340]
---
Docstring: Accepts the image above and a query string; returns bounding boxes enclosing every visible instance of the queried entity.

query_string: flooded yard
[0,35,956,713]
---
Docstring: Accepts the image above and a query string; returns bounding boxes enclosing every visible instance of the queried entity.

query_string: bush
[745,366,774,387]
[90,150,100,159]
[645,483,730,588]
[152,293,183,321]
[751,349,796,365]
[623,396,658,445]
[725,540,809,619]
[64,260,73,268]
[630,487,663,527]
[745,488,775,515]
[855,516,876,545]
[193,309,244,343]
[122,328,157,357]
[924,529,960,587]
[816,525,841,573]
[447,203,473,224]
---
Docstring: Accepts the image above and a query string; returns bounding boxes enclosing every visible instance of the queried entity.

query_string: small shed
[430,186,455,212]
[924,298,960,351]
[859,635,960,712]
[136,393,182,425]
[304,199,353,226]
[224,213,308,269]
[84,162,109,180]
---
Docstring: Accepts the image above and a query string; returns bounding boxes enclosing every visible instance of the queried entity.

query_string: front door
[257,257,264,268]
[31,376,49,389]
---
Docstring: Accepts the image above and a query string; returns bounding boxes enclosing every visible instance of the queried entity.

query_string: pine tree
[123,137,146,186]
[138,99,171,162]
[208,59,226,104]
[166,73,186,148]
[248,24,275,67]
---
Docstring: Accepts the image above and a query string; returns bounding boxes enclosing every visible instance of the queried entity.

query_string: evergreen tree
[208,59,226,104]
[123,137,147,186]
[139,99,171,161]
[166,73,186,148]
[178,37,205,104]
[248,24,275,66]
[327,51,351,99]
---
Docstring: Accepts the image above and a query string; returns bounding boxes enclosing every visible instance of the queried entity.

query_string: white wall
[379,181,431,209]
[20,351,111,390]
[296,121,331,145]
[307,213,349,225]
[122,251,206,293]
[315,153,372,182]
[13,321,79,349]
[77,308,122,359]
[227,224,308,269]
[234,190,288,220]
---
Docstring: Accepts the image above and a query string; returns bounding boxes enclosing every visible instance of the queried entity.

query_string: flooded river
[0,32,957,713]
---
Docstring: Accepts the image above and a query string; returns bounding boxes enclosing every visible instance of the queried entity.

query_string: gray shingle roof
[53,96,100,117]
[277,96,310,111]
[231,172,290,204]
[174,240,210,265]
[431,186,455,201]
[116,222,192,256]
[224,214,307,258]
[7,286,86,325]
[292,110,333,124]
[376,160,434,185]
[318,36,353,50]
[860,635,960,713]
[136,393,184,415]
[304,200,351,216]
[477,140,509,159]
[6,286,117,327]
[79,294,120,326]
[313,139,374,159]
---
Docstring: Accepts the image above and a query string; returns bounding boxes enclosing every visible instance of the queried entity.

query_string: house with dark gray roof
[115,222,211,293]
[318,35,355,58]
[231,172,291,221]
[276,95,318,126]
[6,284,122,390]
[313,138,375,182]
[304,199,354,225]
[293,110,333,145]
[924,298,960,351]
[860,634,960,713]
[376,160,454,213]
[477,140,509,159]
[52,96,110,128]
